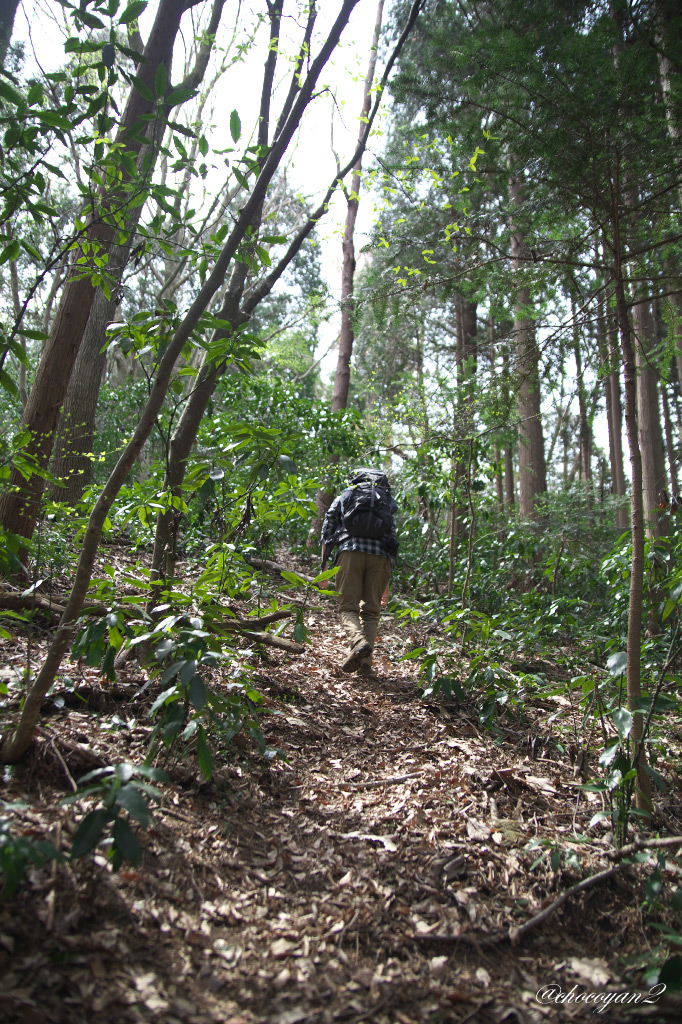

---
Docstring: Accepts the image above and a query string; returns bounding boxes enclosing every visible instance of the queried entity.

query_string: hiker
[320,468,398,675]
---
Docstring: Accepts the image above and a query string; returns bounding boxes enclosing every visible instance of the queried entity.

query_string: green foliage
[65,762,168,871]
[0,805,63,897]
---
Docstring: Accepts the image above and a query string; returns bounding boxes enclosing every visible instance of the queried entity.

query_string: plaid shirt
[321,489,398,566]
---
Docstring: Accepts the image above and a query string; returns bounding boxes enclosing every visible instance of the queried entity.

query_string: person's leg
[357,554,391,672]
[336,552,371,664]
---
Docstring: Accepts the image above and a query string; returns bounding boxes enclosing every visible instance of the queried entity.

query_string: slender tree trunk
[509,174,546,518]
[660,382,679,502]
[598,282,628,528]
[502,346,515,508]
[8,244,27,407]
[485,311,501,507]
[655,4,682,390]
[330,0,384,413]
[313,0,384,541]
[633,298,668,540]
[48,101,177,502]
[504,445,515,508]
[149,266,250,587]
[655,296,681,499]
[614,223,653,815]
[571,297,592,506]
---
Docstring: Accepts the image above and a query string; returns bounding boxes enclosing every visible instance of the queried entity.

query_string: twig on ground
[341,770,426,790]
[606,835,682,860]
[508,862,622,945]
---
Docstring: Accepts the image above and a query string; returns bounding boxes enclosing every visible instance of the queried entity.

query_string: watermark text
[535,983,666,1014]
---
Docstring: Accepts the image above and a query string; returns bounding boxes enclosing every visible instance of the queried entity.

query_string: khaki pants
[335,550,391,668]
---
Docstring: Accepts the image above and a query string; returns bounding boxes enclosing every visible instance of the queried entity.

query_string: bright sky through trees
[15,0,390,373]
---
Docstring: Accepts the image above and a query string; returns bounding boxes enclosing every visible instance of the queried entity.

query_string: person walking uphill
[321,468,398,675]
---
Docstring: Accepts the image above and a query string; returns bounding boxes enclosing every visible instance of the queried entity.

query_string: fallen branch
[508,862,622,945]
[247,557,320,586]
[342,770,425,790]
[606,835,682,860]
[0,591,138,619]
[414,863,625,949]
[239,629,304,654]
[36,727,107,769]
[219,609,294,630]
[416,835,682,950]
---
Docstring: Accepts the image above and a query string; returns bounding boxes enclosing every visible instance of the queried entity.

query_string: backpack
[342,471,394,541]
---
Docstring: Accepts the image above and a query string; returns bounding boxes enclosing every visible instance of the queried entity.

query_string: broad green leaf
[280,570,307,586]
[71,808,109,858]
[166,86,196,105]
[313,567,339,584]
[0,80,24,104]
[606,651,627,677]
[598,741,620,767]
[0,369,18,398]
[230,109,241,142]
[0,239,20,266]
[658,955,682,990]
[155,637,174,660]
[112,817,141,864]
[131,75,154,102]
[188,675,207,710]
[613,707,633,740]
[116,784,150,827]
[179,659,198,685]
[119,2,148,25]
[78,11,106,29]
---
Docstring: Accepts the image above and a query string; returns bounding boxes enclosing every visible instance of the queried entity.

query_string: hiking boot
[341,639,372,672]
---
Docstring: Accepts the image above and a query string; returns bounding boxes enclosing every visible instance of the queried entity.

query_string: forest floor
[2,552,682,1023]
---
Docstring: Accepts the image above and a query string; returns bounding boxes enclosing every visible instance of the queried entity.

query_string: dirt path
[0,601,676,1023]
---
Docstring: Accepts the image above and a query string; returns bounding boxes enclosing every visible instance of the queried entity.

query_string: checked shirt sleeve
[321,494,344,547]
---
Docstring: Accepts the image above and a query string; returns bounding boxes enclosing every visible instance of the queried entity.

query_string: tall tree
[331,0,385,413]
[0,0,225,549]
[48,0,228,505]
[509,171,547,517]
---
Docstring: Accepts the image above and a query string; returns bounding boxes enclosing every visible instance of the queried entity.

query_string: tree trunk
[0,0,19,68]
[614,236,653,817]
[660,382,679,502]
[502,346,515,508]
[633,299,668,540]
[571,297,592,506]
[48,273,121,503]
[313,0,384,541]
[149,268,250,587]
[598,284,628,529]
[0,0,196,545]
[330,0,384,413]
[48,85,182,502]
[509,174,547,518]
